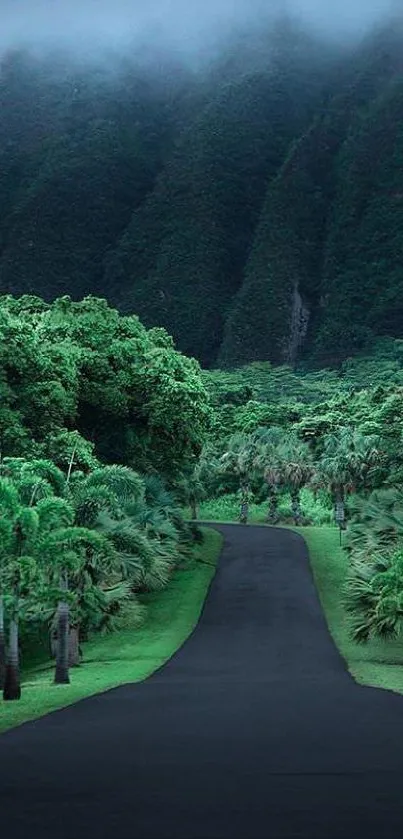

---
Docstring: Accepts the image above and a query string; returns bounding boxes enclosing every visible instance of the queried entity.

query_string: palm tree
[220,433,252,482]
[1,457,66,501]
[0,458,186,693]
[3,519,24,700]
[345,487,403,563]
[0,592,5,690]
[1,458,83,673]
[314,428,382,529]
[237,485,254,524]
[4,609,20,700]
[252,427,285,524]
[275,433,314,525]
[0,482,25,700]
[64,465,143,653]
[0,473,116,694]
[220,433,262,522]
[0,481,46,700]
[70,464,144,526]
[54,574,70,684]
[343,548,403,642]
[37,498,116,684]
[177,464,205,521]
[71,465,181,598]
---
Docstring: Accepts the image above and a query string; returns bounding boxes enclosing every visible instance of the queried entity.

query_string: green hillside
[1,18,403,368]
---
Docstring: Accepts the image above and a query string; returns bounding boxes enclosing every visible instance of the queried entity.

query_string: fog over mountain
[0,0,399,61]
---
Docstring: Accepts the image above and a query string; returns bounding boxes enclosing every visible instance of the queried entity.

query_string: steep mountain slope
[0,51,195,300]
[105,42,327,364]
[0,20,403,370]
[220,22,403,368]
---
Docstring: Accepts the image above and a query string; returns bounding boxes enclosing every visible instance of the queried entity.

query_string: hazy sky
[0,0,398,58]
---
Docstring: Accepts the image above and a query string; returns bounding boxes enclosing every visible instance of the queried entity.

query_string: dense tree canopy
[0,294,212,480]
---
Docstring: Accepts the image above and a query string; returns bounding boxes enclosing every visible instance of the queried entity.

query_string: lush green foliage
[0,527,223,732]
[5,25,403,368]
[0,456,207,698]
[196,356,403,656]
[344,549,403,643]
[0,294,211,479]
[0,291,212,698]
[3,17,403,703]
[196,488,333,526]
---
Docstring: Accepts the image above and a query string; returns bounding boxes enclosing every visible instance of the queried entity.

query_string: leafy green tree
[45,429,99,476]
[193,442,229,499]
[0,294,211,481]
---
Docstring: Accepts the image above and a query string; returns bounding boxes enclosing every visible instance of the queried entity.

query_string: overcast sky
[0,0,399,58]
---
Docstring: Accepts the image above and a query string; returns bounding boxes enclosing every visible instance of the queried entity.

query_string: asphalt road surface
[2,524,403,839]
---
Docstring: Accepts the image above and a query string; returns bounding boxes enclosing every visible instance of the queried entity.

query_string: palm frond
[343,547,403,643]
[0,478,20,516]
[35,496,75,531]
[83,465,145,505]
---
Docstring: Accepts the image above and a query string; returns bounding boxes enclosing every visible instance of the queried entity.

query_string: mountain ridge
[0,20,402,369]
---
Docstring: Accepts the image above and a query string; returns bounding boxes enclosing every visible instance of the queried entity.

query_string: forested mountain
[1,17,403,368]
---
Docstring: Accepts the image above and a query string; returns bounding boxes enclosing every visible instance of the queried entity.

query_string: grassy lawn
[0,527,223,734]
[297,526,403,695]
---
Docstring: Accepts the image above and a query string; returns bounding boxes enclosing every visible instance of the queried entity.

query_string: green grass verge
[288,526,403,695]
[0,527,223,734]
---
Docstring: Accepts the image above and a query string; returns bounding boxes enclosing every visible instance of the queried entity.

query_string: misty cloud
[0,0,399,60]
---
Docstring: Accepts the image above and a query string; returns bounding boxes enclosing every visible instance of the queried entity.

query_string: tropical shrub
[344,549,403,643]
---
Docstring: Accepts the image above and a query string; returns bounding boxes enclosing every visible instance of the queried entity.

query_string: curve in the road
[1,524,403,839]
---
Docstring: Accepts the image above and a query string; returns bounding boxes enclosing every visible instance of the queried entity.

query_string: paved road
[2,525,403,838]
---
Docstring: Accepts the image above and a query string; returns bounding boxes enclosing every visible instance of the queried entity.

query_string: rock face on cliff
[1,19,403,369]
[220,22,403,368]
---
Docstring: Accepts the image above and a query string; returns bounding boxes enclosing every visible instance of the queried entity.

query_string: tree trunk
[267,487,280,524]
[291,489,302,526]
[0,595,5,690]
[239,502,248,524]
[3,617,21,700]
[54,599,70,685]
[68,626,81,668]
[50,624,57,658]
[190,497,198,521]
